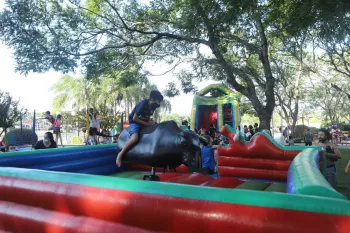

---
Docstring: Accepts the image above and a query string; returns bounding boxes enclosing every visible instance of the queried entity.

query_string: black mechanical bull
[117,121,200,169]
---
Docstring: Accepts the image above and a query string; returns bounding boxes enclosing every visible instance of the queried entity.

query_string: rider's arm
[344,160,350,175]
[132,114,151,127]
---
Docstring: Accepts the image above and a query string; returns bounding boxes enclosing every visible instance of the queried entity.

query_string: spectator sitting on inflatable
[116,90,163,167]
[33,132,57,150]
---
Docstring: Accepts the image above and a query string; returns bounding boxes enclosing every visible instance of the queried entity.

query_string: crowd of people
[242,123,260,141]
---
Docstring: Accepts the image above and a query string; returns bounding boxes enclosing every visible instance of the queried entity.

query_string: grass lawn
[336,149,350,199]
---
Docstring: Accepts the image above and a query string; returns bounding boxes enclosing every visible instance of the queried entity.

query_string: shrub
[339,123,350,131]
[3,128,38,146]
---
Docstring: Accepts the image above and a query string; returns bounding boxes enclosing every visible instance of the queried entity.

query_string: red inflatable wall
[218,126,323,181]
[1,175,348,233]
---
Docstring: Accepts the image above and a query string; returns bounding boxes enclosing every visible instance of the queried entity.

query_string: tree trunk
[258,110,272,131]
[290,62,302,134]
[291,102,299,134]
[77,120,80,136]
[203,2,275,130]
[4,129,7,145]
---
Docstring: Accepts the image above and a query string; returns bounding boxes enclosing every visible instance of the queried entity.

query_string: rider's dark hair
[149,90,164,102]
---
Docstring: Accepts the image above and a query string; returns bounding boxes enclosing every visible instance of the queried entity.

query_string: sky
[0,0,214,116]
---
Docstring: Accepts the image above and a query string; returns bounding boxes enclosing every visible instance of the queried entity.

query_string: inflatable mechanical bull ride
[118,121,201,180]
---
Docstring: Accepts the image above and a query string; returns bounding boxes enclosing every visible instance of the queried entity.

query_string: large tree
[0,90,27,137]
[0,0,288,129]
[269,0,350,77]
[307,74,350,124]
[271,31,313,133]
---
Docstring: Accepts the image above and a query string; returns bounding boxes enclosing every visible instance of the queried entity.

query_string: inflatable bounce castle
[190,84,240,131]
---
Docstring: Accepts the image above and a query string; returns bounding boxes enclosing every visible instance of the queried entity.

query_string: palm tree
[51,75,94,112]
[51,75,172,129]
[115,80,172,122]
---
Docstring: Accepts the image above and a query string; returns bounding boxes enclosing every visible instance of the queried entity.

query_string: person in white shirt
[88,108,101,145]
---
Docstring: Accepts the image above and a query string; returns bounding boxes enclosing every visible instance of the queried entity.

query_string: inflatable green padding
[291,148,346,200]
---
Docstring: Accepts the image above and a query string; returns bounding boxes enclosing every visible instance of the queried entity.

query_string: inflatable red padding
[0,176,348,233]
[218,157,291,171]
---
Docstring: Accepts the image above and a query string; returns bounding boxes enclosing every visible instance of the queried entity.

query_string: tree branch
[104,0,210,45]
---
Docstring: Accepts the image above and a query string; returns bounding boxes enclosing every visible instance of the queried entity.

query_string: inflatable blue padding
[314,152,320,169]
[0,146,117,167]
[76,164,123,175]
[287,150,319,194]
[286,161,296,194]
[0,144,120,176]
[29,155,116,172]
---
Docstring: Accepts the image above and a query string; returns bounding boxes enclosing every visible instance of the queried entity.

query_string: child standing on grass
[116,90,163,167]
[54,114,64,148]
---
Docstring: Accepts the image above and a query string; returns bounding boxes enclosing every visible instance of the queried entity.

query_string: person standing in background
[254,123,259,133]
[304,128,313,146]
[53,114,64,148]
[88,108,100,145]
[318,128,341,188]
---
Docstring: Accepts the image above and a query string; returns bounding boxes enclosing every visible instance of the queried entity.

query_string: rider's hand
[146,121,154,127]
